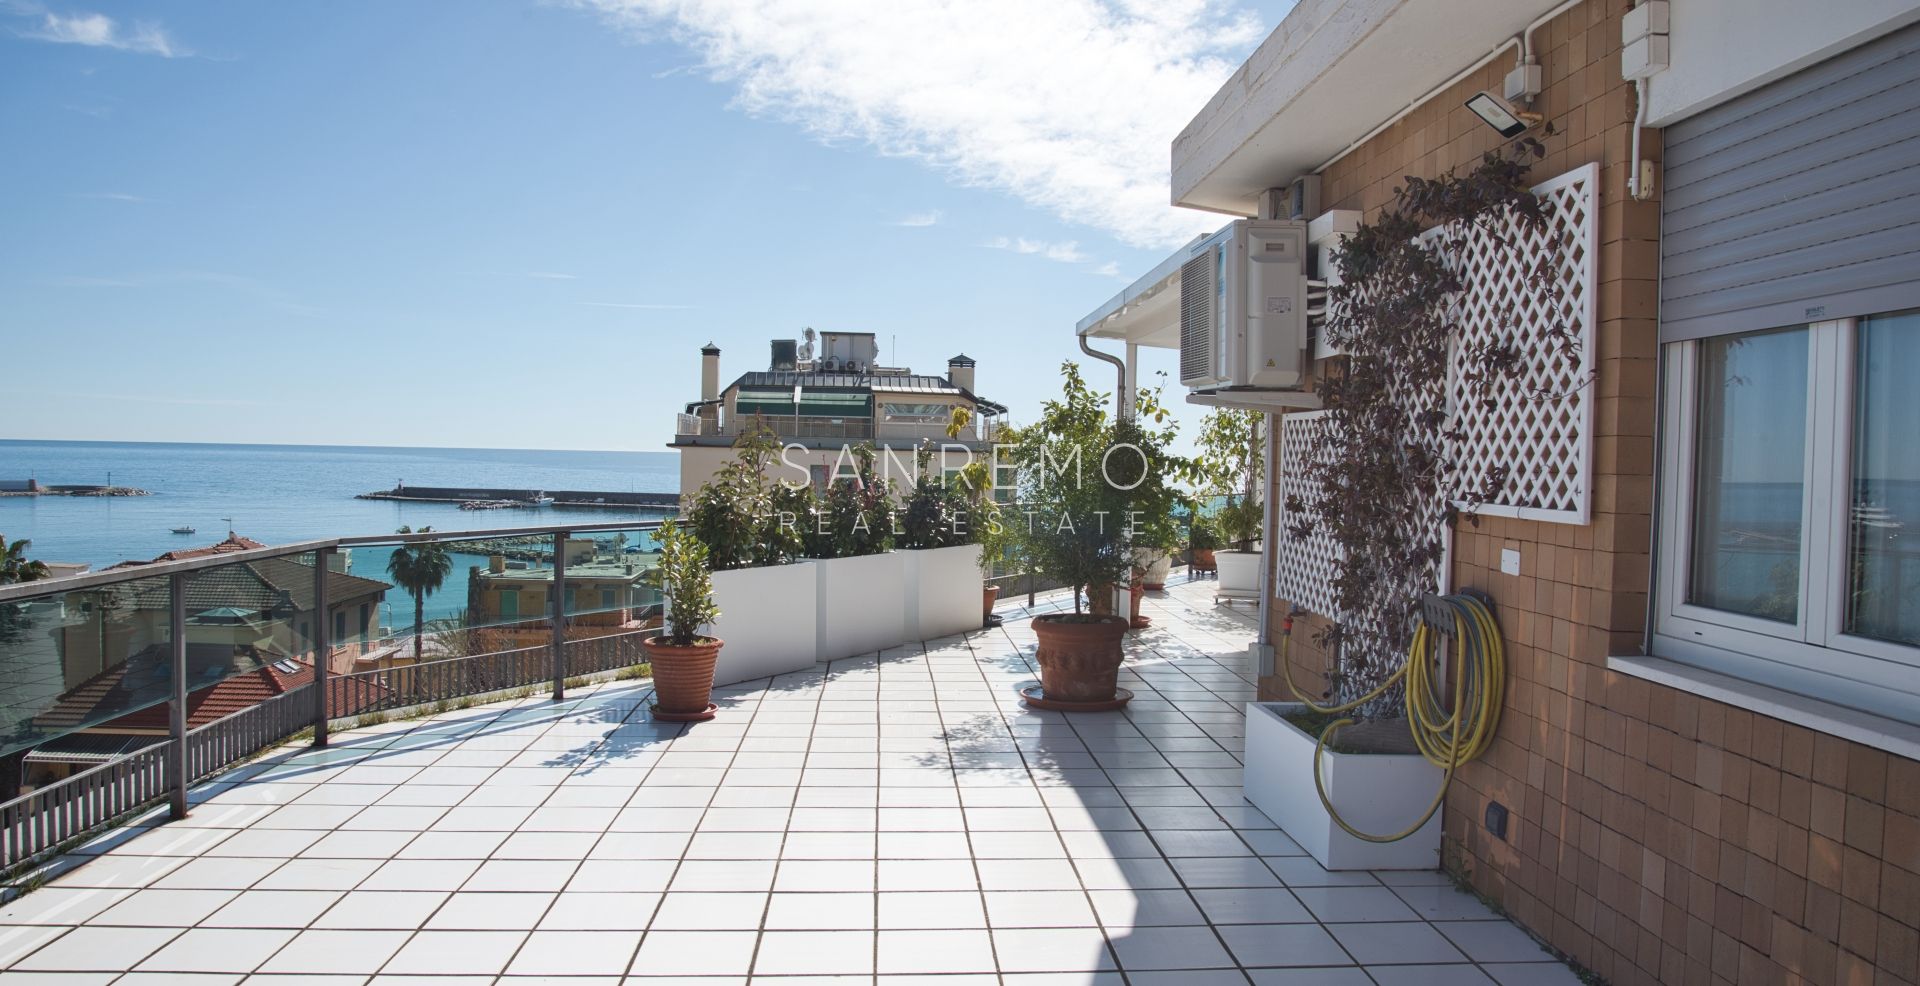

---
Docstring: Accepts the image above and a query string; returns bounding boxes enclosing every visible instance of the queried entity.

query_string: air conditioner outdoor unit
[1179,219,1310,391]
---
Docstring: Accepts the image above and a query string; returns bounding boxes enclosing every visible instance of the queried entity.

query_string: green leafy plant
[1,535,49,585]
[685,417,810,570]
[386,526,453,664]
[650,520,718,646]
[1192,409,1265,550]
[1188,515,1221,552]
[806,444,895,558]
[1006,362,1183,616]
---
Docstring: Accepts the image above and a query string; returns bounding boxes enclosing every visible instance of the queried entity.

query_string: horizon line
[0,437,673,457]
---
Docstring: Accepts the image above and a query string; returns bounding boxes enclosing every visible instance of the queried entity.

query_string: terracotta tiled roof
[106,534,267,569]
[31,646,388,733]
[97,543,390,615]
[154,533,268,562]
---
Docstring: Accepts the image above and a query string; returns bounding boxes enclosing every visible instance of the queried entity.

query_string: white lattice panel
[1430,163,1598,524]
[1275,410,1341,617]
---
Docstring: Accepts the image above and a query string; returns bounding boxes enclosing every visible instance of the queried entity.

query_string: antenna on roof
[221,517,234,537]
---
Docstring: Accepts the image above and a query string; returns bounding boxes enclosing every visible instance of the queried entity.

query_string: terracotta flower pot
[1028,614,1130,708]
[1191,547,1217,575]
[982,583,1001,624]
[641,634,723,720]
[1128,573,1150,629]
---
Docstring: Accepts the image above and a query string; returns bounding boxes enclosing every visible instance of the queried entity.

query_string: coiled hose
[1280,593,1504,843]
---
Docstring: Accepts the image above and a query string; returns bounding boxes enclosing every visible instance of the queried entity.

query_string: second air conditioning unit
[1179,219,1310,392]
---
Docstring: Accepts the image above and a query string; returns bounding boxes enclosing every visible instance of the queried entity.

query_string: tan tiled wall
[1256,2,1920,983]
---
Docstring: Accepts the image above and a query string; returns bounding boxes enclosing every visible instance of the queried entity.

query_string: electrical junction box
[1505,62,1542,103]
[1623,34,1670,79]
[1621,1,1669,45]
[1621,0,1670,79]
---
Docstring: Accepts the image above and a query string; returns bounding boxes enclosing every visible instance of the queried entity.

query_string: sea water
[0,441,679,625]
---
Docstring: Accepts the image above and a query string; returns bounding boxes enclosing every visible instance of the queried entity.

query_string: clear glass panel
[1689,327,1809,623]
[1846,312,1920,647]
[0,573,173,772]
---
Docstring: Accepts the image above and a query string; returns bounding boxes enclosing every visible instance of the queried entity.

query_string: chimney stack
[947,353,976,394]
[489,554,506,574]
[701,343,721,402]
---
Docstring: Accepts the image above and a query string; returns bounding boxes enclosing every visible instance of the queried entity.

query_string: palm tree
[0,534,47,647]
[385,526,453,663]
[1,535,49,585]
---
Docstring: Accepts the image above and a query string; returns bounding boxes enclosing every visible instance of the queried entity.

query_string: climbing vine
[1288,139,1583,714]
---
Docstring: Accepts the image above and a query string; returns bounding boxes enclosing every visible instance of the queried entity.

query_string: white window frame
[1654,316,1920,726]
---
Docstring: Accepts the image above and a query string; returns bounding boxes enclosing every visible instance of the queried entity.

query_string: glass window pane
[1689,327,1808,622]
[1846,312,1920,647]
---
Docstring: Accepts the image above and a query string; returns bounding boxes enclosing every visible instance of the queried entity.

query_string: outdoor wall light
[1465,90,1542,138]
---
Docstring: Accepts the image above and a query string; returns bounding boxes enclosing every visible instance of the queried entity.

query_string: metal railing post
[167,572,189,820]
[312,547,332,747]
[551,530,567,701]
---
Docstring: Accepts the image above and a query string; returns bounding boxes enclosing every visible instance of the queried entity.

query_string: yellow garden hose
[1280,593,1504,843]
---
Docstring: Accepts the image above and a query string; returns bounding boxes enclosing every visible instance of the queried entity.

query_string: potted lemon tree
[1010,363,1180,710]
[641,520,723,721]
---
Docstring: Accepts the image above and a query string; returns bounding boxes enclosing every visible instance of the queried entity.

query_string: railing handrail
[0,518,668,604]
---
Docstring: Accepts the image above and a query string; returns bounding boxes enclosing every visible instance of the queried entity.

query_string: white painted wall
[1646,0,1920,126]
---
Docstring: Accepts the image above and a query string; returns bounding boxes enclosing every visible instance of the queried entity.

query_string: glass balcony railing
[0,519,666,872]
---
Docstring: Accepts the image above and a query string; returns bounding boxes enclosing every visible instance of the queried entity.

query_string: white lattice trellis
[1432,163,1598,524]
[1275,410,1340,617]
[1275,165,1595,616]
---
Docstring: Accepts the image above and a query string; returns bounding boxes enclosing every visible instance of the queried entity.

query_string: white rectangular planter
[1216,549,1262,596]
[814,552,907,662]
[902,544,983,641]
[704,562,817,685]
[1243,702,1443,870]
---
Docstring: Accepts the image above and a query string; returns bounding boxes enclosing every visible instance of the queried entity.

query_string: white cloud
[1092,260,1122,277]
[70,191,146,202]
[985,236,1089,264]
[890,210,941,227]
[569,0,1262,248]
[15,8,185,57]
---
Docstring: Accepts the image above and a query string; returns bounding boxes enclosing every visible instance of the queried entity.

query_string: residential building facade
[669,333,1006,495]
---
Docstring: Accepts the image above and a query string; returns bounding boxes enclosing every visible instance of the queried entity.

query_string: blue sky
[1,0,1292,453]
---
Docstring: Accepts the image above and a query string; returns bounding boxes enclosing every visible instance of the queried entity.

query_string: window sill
[1607,654,1920,761]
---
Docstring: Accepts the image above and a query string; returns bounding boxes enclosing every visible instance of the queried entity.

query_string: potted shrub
[641,520,723,722]
[1127,381,1187,594]
[952,435,1012,627]
[685,418,819,683]
[808,444,907,660]
[1194,408,1266,598]
[1188,514,1221,576]
[1007,363,1181,710]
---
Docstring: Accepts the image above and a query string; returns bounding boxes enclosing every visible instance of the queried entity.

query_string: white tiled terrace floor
[0,576,1581,985]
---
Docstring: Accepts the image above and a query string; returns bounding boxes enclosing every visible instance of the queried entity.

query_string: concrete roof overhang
[1172,0,1569,216]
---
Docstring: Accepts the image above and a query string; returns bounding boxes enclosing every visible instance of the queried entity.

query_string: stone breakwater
[0,486,150,497]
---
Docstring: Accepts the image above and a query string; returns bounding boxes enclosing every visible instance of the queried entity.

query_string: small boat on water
[170,526,196,534]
